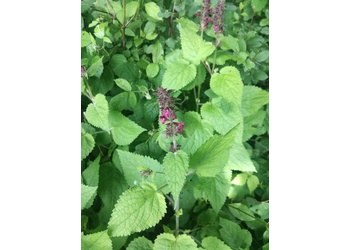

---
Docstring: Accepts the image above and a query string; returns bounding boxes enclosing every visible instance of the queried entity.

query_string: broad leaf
[98,162,128,225]
[226,143,257,172]
[219,218,252,249]
[178,111,213,155]
[254,50,269,62]
[81,230,112,250]
[228,203,256,222]
[199,166,231,214]
[243,110,267,141]
[109,110,145,145]
[247,175,259,193]
[109,92,137,111]
[210,66,243,105]
[145,2,162,21]
[81,184,97,210]
[189,126,238,177]
[126,236,153,250]
[81,31,91,47]
[82,155,100,186]
[179,24,215,65]
[146,63,160,78]
[241,86,269,117]
[87,57,104,78]
[163,150,189,204]
[162,59,196,90]
[201,96,242,136]
[251,0,267,12]
[154,233,197,250]
[116,149,167,190]
[85,94,110,133]
[115,78,132,92]
[108,182,167,237]
[201,236,231,250]
[81,127,95,160]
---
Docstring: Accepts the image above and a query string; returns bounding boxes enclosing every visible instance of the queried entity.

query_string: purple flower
[81,66,86,78]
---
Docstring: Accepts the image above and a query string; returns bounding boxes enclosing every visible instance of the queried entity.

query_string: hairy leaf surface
[85,94,110,132]
[154,233,197,250]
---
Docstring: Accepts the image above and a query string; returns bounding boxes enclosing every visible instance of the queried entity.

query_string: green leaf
[247,175,259,193]
[126,236,153,250]
[81,31,91,47]
[154,233,197,250]
[145,2,162,21]
[210,66,243,105]
[251,0,267,12]
[114,78,132,92]
[110,54,139,82]
[98,162,128,225]
[152,40,163,63]
[81,230,112,250]
[116,150,167,190]
[108,182,167,237]
[189,126,238,177]
[226,142,257,172]
[81,184,97,210]
[243,110,267,141]
[220,35,239,52]
[179,25,215,65]
[201,236,231,250]
[81,127,95,160]
[126,1,139,18]
[182,63,207,91]
[163,150,189,204]
[87,57,104,78]
[146,63,159,78]
[144,21,156,34]
[254,50,269,62]
[228,203,256,222]
[219,218,252,249]
[201,96,242,136]
[200,167,231,214]
[241,86,269,117]
[109,110,145,145]
[178,111,213,155]
[82,155,100,186]
[85,94,110,133]
[109,92,137,111]
[231,173,248,186]
[162,59,196,90]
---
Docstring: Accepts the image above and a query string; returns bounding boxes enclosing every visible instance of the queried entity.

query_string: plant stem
[211,46,218,73]
[122,0,126,49]
[175,195,180,237]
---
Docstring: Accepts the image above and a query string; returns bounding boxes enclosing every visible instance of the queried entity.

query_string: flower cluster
[81,66,86,78]
[156,87,185,152]
[196,0,225,35]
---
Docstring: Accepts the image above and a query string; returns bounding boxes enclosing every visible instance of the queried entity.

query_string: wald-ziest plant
[81,0,269,249]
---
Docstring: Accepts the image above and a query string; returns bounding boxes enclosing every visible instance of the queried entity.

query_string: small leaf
[162,59,196,90]
[228,203,256,222]
[247,175,259,193]
[87,57,104,78]
[109,110,145,145]
[251,0,267,12]
[254,50,269,62]
[219,218,252,249]
[81,128,95,160]
[81,184,97,210]
[126,1,139,18]
[163,150,189,204]
[126,236,153,250]
[154,233,198,250]
[231,173,248,186]
[145,2,162,21]
[81,31,91,47]
[152,40,163,63]
[201,236,231,250]
[82,155,100,186]
[109,92,137,111]
[108,182,167,237]
[81,230,112,250]
[146,63,159,78]
[85,94,110,133]
[114,78,132,92]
